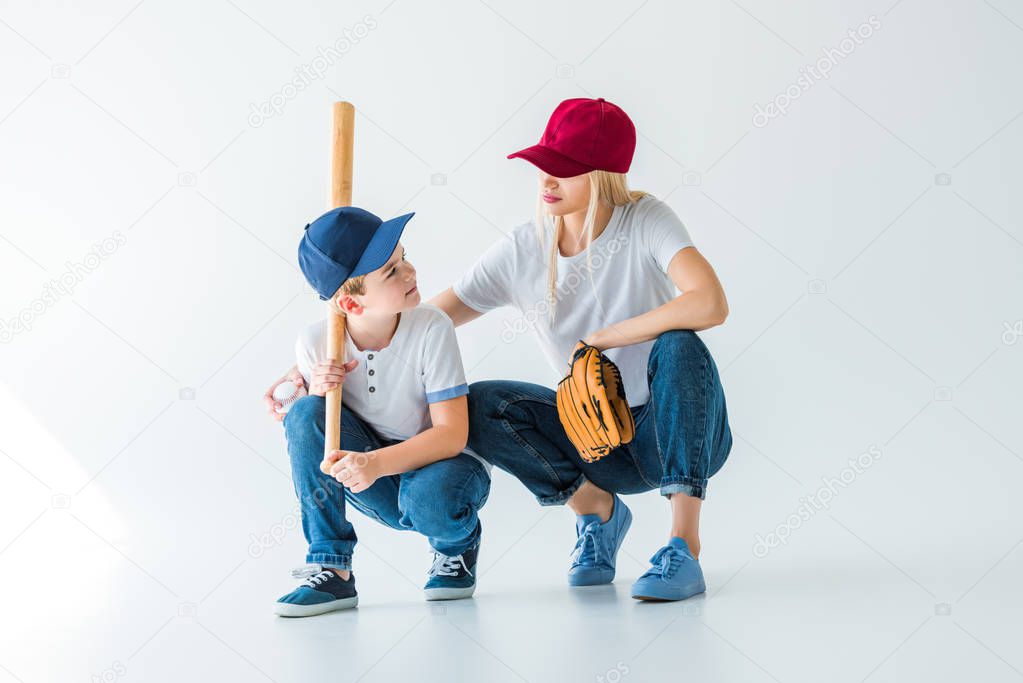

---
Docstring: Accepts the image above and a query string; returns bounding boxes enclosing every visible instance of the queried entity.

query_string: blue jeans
[467,329,732,503]
[284,395,491,570]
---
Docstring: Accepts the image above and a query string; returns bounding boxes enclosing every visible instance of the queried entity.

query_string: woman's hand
[323,449,381,493]
[263,366,305,422]
[562,332,609,377]
[583,329,612,352]
[308,358,359,397]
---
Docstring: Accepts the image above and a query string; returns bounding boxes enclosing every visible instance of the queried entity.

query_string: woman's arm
[429,287,485,327]
[324,395,470,492]
[586,247,729,352]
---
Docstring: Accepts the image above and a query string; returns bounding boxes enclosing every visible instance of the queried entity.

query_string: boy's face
[334,242,420,317]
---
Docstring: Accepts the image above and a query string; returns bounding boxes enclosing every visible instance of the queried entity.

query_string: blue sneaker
[424,542,479,601]
[568,494,632,586]
[274,564,358,617]
[631,537,706,601]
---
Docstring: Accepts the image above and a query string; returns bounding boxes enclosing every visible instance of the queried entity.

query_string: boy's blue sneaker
[424,542,479,601]
[631,537,706,602]
[568,494,632,586]
[274,564,358,617]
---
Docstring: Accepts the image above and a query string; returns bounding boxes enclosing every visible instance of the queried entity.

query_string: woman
[266,97,732,602]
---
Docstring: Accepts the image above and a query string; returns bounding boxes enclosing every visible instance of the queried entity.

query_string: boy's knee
[406,500,474,538]
[400,465,484,533]
[285,395,325,431]
[284,396,326,460]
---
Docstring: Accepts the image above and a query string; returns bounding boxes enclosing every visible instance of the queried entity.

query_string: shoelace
[291,563,337,587]
[428,552,471,578]
[570,521,602,566]
[644,547,685,579]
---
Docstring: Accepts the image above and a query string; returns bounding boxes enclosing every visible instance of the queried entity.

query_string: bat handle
[324,101,355,461]
[324,311,346,460]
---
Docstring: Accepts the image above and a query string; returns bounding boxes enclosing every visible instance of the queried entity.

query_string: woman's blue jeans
[283,395,491,570]
[466,329,732,503]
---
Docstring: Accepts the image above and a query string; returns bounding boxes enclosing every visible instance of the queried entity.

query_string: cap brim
[350,211,415,279]
[507,144,594,178]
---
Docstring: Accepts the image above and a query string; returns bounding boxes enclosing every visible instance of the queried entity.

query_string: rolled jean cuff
[307,552,352,571]
[535,473,587,506]
[660,476,708,500]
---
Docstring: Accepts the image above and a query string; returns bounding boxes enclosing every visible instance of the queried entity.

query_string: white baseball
[273,380,307,414]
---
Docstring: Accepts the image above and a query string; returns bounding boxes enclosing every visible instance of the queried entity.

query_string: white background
[1,0,1021,681]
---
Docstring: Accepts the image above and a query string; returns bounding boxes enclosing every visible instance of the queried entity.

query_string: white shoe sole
[423,585,476,601]
[274,595,358,617]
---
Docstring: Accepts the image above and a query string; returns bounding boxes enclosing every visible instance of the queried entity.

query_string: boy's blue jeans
[284,396,491,570]
[467,329,732,503]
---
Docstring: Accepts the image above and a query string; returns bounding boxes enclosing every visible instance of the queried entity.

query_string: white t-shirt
[453,195,694,407]
[295,303,490,472]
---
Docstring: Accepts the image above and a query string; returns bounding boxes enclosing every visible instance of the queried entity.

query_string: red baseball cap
[508,97,636,177]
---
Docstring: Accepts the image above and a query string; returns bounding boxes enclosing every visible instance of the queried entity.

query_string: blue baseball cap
[298,206,415,300]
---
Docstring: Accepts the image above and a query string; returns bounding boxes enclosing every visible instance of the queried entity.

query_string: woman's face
[538,170,590,217]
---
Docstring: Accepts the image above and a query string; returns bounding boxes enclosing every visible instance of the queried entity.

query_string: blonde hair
[535,170,646,322]
[327,274,366,315]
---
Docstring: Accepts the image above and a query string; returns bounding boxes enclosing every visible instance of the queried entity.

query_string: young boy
[274,206,491,617]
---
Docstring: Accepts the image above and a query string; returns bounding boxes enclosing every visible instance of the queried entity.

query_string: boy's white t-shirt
[295,303,491,472]
[453,195,694,407]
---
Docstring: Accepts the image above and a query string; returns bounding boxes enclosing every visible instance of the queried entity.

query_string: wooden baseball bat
[324,102,355,461]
